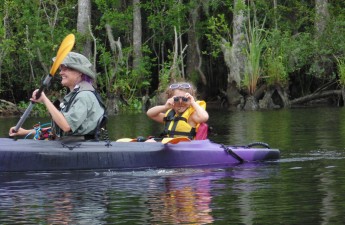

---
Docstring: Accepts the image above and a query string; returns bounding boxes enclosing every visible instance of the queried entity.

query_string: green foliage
[157,61,172,93]
[276,1,314,33]
[97,42,152,111]
[205,14,231,58]
[94,0,132,37]
[234,0,246,13]
[2,0,345,112]
[335,57,345,86]
[0,0,77,101]
[263,29,314,81]
[263,48,287,86]
[243,16,266,95]
[263,30,289,86]
[142,0,188,42]
[141,0,194,91]
[119,98,143,112]
[94,0,157,111]
[308,10,345,79]
[17,101,48,117]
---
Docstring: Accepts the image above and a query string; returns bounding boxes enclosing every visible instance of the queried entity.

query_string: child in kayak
[146,82,209,140]
[9,52,106,140]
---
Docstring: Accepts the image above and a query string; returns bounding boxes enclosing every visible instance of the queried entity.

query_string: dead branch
[290,90,342,105]
[88,16,97,71]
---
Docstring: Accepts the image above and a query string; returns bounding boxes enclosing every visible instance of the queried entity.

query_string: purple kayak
[0,138,280,172]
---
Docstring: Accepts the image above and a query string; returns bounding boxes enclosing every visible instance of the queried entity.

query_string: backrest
[195,122,208,140]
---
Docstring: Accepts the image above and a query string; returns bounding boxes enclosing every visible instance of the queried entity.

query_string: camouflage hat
[53,52,96,79]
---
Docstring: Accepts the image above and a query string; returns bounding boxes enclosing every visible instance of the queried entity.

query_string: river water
[1,107,345,224]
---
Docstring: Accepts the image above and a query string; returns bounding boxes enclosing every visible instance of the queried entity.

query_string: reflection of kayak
[0,138,280,172]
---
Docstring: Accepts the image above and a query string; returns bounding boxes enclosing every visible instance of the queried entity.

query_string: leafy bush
[335,57,345,86]
[17,101,48,117]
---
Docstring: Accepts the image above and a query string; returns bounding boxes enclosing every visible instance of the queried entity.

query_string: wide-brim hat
[53,52,96,79]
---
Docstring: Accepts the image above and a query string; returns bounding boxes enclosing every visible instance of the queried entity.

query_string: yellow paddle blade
[161,137,191,144]
[57,34,74,56]
[49,34,75,76]
[116,138,136,142]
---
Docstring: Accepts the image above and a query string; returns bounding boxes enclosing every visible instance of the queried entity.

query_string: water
[1,107,345,224]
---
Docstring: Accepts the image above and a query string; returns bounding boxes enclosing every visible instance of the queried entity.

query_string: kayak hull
[0,138,280,172]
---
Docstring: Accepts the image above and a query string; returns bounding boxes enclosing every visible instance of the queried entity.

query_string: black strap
[64,89,104,112]
[167,128,196,139]
[221,145,245,163]
[162,110,176,136]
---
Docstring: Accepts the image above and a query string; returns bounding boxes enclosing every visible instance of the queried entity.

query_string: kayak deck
[0,138,280,172]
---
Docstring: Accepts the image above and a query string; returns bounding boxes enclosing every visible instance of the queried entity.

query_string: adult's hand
[9,127,32,137]
[30,89,48,104]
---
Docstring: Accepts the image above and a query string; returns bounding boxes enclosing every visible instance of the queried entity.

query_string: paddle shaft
[13,75,53,132]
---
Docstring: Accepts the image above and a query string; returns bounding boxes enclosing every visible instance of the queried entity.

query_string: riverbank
[0,99,21,116]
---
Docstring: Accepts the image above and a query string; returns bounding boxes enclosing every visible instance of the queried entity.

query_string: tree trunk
[77,0,92,58]
[276,86,290,107]
[133,0,142,70]
[105,24,123,115]
[259,89,277,109]
[229,0,246,86]
[273,0,278,29]
[220,0,247,109]
[315,0,329,37]
[243,96,259,111]
[186,2,207,86]
[258,85,290,109]
[106,93,119,115]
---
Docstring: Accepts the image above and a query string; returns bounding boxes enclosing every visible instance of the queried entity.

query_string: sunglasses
[174,96,189,102]
[169,83,191,89]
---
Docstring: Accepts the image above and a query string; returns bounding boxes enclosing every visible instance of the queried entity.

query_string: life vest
[162,101,206,140]
[53,86,107,140]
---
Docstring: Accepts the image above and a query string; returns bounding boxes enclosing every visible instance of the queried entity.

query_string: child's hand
[165,96,175,108]
[184,92,195,104]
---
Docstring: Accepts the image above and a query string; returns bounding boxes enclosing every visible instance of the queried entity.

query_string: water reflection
[318,168,337,225]
[46,192,74,224]
[1,159,345,224]
[146,171,214,224]
[207,107,345,151]
[0,164,281,224]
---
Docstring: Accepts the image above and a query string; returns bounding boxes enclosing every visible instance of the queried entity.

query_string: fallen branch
[290,90,342,105]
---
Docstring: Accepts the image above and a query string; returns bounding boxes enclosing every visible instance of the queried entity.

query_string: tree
[77,0,92,58]
[219,0,248,107]
[132,0,142,70]
[2,0,345,113]
[186,0,207,87]
[315,0,329,37]
[229,0,246,87]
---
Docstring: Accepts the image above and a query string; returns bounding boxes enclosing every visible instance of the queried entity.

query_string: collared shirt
[59,81,105,136]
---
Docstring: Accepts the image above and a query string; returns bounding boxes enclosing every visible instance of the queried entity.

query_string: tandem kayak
[0,138,280,172]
